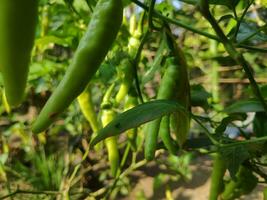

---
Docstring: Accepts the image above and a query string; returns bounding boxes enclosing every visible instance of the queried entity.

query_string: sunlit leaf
[90,100,186,146]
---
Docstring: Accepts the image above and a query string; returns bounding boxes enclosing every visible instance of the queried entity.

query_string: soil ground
[123,156,264,200]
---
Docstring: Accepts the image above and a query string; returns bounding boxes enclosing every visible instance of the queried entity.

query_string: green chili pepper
[101,109,120,177]
[145,118,161,161]
[115,59,134,104]
[32,0,123,133]
[221,166,258,200]
[124,91,138,151]
[209,153,227,200]
[0,0,38,106]
[159,115,177,155]
[77,85,99,133]
[145,56,181,160]
[264,187,267,200]
[164,28,191,147]
[2,90,11,114]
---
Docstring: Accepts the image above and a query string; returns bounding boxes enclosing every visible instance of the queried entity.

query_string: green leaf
[219,141,266,178]
[221,166,258,199]
[253,112,267,137]
[218,14,235,24]
[224,99,266,114]
[237,22,267,44]
[190,84,211,108]
[96,63,116,83]
[35,36,71,48]
[90,100,186,146]
[219,144,250,177]
[0,153,8,165]
[212,56,237,66]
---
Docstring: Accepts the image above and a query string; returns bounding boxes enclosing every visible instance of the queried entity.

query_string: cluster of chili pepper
[1,0,192,176]
[144,27,190,160]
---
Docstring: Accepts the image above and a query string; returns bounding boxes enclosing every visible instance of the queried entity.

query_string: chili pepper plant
[0,0,267,199]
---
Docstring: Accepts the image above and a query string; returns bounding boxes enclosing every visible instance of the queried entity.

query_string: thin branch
[233,0,255,40]
[0,189,61,200]
[198,0,267,114]
[131,0,267,53]
[237,44,267,53]
[148,0,161,30]
[191,114,219,145]
[132,30,150,103]
[131,0,220,41]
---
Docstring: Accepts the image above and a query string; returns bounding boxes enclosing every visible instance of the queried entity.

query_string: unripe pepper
[32,0,123,133]
[77,85,99,133]
[145,57,182,160]
[101,109,120,177]
[0,0,38,106]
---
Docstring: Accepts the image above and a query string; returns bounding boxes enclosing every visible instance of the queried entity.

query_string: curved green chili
[0,0,38,106]
[209,153,227,200]
[101,109,120,177]
[77,85,99,133]
[32,0,123,133]
[159,115,177,155]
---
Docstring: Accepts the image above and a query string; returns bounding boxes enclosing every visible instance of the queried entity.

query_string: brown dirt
[122,156,264,200]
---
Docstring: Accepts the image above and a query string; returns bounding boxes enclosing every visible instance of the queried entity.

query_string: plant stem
[148,0,161,30]
[198,0,267,114]
[233,0,255,40]
[132,29,150,103]
[131,0,220,41]
[191,114,219,145]
[0,189,61,200]
[131,0,267,53]
[237,44,267,53]
[220,135,267,149]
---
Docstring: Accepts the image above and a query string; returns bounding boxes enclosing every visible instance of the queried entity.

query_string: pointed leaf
[224,99,266,114]
[219,144,250,177]
[90,100,186,146]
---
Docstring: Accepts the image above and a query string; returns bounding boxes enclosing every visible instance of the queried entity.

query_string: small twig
[220,135,267,149]
[132,30,150,103]
[191,114,219,145]
[237,44,267,53]
[0,189,62,200]
[131,0,220,41]
[92,159,147,199]
[193,77,267,84]
[102,143,132,198]
[131,0,267,53]
[148,0,161,31]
